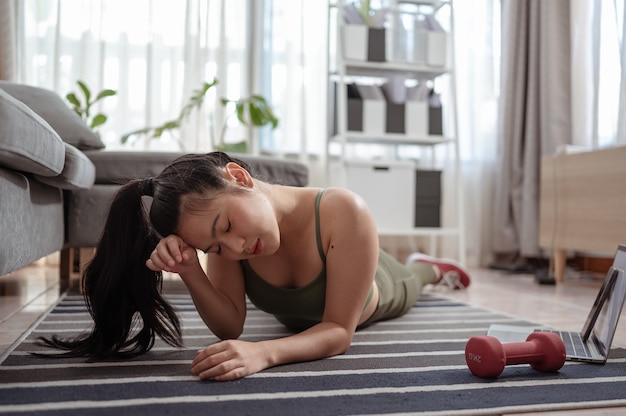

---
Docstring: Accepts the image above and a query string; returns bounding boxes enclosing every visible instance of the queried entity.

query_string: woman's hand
[192,340,269,381]
[146,234,200,274]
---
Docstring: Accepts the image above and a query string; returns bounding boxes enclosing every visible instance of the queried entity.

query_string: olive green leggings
[359,250,437,328]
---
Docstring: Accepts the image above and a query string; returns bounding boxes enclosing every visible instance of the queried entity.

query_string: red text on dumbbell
[465,332,566,378]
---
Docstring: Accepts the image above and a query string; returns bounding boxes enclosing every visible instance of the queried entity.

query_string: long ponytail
[39,151,251,358]
[39,180,182,357]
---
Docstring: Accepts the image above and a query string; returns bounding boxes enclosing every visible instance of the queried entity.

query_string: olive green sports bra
[241,189,375,329]
[241,189,328,330]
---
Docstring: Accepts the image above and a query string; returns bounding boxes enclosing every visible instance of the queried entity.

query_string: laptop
[487,244,626,364]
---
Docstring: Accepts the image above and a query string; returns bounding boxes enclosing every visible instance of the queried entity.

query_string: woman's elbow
[211,321,244,340]
[215,329,242,340]
[332,327,355,356]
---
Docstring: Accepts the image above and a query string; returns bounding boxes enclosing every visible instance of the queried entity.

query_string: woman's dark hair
[39,152,253,358]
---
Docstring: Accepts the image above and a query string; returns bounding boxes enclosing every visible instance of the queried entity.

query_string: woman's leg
[360,251,472,327]
[360,251,437,327]
[406,252,471,289]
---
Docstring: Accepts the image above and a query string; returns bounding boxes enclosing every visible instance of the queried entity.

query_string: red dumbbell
[465,332,566,378]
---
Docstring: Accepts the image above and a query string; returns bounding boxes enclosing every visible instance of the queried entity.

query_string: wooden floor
[1,258,626,415]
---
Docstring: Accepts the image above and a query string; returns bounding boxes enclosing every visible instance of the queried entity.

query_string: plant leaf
[267,107,279,128]
[250,94,267,103]
[95,89,116,101]
[66,92,81,108]
[236,102,246,125]
[77,80,91,103]
[121,127,153,144]
[162,120,180,130]
[217,140,248,153]
[90,114,107,129]
[248,103,265,126]
[178,79,218,122]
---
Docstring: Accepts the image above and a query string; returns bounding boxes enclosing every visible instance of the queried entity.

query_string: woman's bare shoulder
[319,187,369,212]
[277,185,377,243]
[318,187,376,233]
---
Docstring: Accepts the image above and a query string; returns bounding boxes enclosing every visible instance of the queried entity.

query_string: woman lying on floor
[40,151,470,381]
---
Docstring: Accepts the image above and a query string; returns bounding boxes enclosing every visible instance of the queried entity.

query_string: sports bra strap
[315,189,326,264]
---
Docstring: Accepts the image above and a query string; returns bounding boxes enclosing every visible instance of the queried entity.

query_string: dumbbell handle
[505,338,549,365]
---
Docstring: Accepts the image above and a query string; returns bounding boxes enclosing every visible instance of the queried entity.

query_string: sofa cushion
[0,81,105,150]
[0,88,65,177]
[35,143,96,190]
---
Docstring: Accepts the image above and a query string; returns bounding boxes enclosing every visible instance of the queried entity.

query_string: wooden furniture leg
[539,149,626,281]
[77,248,95,293]
[59,247,95,292]
[553,248,566,283]
[59,247,73,292]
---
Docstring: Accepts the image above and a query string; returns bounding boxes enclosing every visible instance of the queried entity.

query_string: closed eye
[215,222,230,255]
[208,222,230,255]
[203,245,221,255]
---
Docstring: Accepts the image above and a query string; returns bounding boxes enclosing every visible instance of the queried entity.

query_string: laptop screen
[591,246,626,356]
[581,267,619,341]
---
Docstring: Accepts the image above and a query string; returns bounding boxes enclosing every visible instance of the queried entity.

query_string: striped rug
[2,283,626,415]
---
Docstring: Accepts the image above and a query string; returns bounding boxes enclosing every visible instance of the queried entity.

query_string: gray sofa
[0,82,309,289]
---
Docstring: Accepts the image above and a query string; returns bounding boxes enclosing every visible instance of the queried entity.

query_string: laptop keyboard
[534,329,593,358]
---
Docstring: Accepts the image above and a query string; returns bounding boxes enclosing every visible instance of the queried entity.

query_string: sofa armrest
[35,143,96,190]
[0,81,105,151]
[0,88,65,177]
[83,150,309,187]
[242,154,309,187]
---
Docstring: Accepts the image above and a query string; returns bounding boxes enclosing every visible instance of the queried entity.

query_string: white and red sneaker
[406,252,471,290]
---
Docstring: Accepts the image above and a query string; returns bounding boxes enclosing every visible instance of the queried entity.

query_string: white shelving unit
[326,0,465,263]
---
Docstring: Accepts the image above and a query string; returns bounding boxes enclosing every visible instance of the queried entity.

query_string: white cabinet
[345,160,416,229]
[327,0,465,263]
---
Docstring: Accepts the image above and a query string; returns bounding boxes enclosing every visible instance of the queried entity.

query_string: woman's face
[176,189,280,261]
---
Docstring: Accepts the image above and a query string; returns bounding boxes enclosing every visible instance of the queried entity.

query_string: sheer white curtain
[571,0,626,150]
[258,0,329,184]
[452,0,500,266]
[15,0,328,163]
[0,0,17,80]
[13,0,502,264]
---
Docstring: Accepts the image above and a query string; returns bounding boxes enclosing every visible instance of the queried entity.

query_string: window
[17,0,328,155]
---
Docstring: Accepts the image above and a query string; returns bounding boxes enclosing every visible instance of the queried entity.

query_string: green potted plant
[120,78,278,152]
[66,80,117,134]
[217,94,278,153]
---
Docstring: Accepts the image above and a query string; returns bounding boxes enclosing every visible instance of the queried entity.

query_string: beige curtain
[0,0,17,81]
[491,0,572,258]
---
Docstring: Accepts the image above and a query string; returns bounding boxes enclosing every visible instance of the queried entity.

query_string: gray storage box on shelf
[414,169,441,227]
[347,84,364,131]
[428,105,443,135]
[385,101,405,134]
[339,82,442,137]
[367,28,386,62]
[342,24,386,62]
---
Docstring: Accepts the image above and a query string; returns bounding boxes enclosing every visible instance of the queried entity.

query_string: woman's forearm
[261,321,354,368]
[191,310,358,381]
[180,266,245,339]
